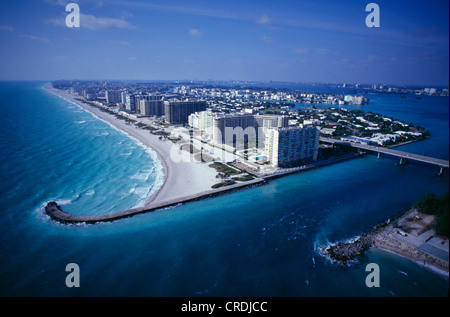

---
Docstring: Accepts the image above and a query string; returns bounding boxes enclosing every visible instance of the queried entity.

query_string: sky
[0,0,448,86]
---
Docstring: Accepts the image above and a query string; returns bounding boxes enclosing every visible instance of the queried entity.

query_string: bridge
[320,137,449,174]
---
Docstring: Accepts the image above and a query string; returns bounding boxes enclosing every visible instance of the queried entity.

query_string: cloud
[22,34,50,42]
[116,1,243,23]
[292,48,308,54]
[188,28,203,37]
[262,35,274,43]
[46,17,66,27]
[81,14,135,30]
[0,25,14,32]
[257,14,272,25]
[315,48,331,55]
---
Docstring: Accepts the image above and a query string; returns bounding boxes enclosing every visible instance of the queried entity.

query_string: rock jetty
[322,234,374,265]
[320,221,391,266]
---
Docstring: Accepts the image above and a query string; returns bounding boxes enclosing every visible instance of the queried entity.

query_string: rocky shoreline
[321,234,374,265]
[320,209,449,278]
[320,221,391,266]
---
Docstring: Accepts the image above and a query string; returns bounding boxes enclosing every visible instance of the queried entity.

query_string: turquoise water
[0,82,448,297]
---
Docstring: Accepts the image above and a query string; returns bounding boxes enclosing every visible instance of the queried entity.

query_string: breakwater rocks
[320,222,390,266]
[321,234,375,265]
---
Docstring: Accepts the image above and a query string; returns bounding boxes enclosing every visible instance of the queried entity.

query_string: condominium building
[265,123,320,167]
[164,100,207,125]
[211,113,289,149]
[121,91,128,104]
[106,90,121,104]
[254,114,289,131]
[140,99,164,116]
[188,110,215,135]
[125,94,135,112]
[212,113,257,149]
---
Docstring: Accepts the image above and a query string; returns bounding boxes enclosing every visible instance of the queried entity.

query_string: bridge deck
[321,137,449,168]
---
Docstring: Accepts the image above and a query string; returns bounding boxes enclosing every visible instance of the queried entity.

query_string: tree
[415,193,449,238]
[415,193,439,215]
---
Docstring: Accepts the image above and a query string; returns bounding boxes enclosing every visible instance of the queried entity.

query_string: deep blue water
[0,82,448,297]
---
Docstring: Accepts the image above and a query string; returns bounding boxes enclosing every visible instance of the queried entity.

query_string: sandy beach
[371,209,449,278]
[43,83,219,208]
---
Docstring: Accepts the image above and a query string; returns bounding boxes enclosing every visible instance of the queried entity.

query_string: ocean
[0,81,448,297]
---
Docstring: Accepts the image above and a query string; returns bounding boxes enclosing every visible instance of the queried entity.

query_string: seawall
[45,178,265,224]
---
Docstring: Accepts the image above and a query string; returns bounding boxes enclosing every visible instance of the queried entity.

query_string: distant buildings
[265,122,320,167]
[164,100,207,125]
[424,88,437,95]
[344,95,364,105]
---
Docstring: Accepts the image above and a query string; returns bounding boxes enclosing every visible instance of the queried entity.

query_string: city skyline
[0,0,449,86]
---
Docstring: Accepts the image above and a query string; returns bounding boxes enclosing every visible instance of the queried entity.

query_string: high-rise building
[135,94,162,115]
[254,114,289,131]
[140,99,164,117]
[125,94,135,112]
[265,123,320,167]
[164,100,207,125]
[121,91,128,104]
[105,90,121,105]
[188,110,215,135]
[211,113,289,149]
[212,113,256,149]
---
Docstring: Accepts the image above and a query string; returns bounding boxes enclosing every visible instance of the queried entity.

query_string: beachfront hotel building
[211,113,289,149]
[212,113,256,148]
[265,122,320,167]
[106,90,121,105]
[164,100,207,125]
[140,99,164,117]
[125,94,136,112]
[188,110,215,134]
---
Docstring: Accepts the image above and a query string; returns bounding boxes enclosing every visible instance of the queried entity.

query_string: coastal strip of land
[43,83,221,207]
[43,83,366,225]
[321,208,449,278]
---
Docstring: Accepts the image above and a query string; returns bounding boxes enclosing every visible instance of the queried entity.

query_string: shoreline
[42,83,220,208]
[373,246,449,279]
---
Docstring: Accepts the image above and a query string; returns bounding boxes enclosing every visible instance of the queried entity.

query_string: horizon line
[1,79,448,89]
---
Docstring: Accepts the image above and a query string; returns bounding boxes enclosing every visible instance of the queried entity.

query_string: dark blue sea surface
[0,82,448,297]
